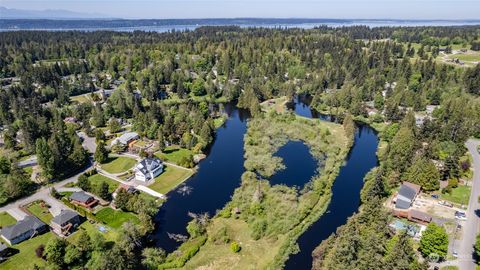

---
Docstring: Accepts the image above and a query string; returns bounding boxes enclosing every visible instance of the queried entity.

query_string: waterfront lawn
[441,185,471,205]
[155,146,193,165]
[26,201,53,224]
[0,212,16,228]
[0,232,54,270]
[184,218,285,269]
[95,207,139,229]
[88,173,120,193]
[101,156,136,174]
[68,221,117,243]
[148,165,193,194]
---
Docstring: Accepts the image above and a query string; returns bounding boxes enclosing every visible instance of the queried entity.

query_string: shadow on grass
[162,148,180,155]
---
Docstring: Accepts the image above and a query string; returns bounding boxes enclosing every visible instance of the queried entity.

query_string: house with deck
[69,191,98,209]
[51,210,82,236]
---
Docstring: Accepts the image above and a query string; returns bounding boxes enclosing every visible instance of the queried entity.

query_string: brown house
[69,191,98,209]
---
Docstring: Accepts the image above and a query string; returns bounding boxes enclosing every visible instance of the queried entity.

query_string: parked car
[431,194,439,199]
[452,251,458,258]
[455,211,467,220]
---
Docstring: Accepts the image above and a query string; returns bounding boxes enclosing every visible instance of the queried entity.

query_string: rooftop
[52,209,79,225]
[69,191,93,203]
[0,216,46,241]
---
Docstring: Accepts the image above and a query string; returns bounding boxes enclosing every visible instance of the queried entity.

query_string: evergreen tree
[419,223,448,259]
[36,137,55,179]
[94,141,109,164]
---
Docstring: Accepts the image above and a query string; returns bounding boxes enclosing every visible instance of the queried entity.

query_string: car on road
[453,251,458,258]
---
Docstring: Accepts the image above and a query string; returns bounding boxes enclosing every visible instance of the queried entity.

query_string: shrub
[35,244,45,258]
[210,226,230,244]
[230,241,241,253]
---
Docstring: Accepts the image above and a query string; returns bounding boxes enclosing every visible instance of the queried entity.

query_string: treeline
[0,25,479,268]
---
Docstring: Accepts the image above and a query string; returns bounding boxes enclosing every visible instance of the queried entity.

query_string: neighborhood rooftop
[69,191,93,203]
[396,181,421,209]
[111,132,139,146]
[0,216,46,242]
[52,209,79,225]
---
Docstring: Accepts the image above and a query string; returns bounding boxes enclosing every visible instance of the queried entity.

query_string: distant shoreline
[1,18,480,32]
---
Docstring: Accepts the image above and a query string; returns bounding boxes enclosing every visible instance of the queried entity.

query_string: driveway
[77,131,96,154]
[0,160,94,220]
[457,139,480,270]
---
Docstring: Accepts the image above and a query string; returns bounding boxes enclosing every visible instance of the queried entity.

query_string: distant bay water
[1,18,479,32]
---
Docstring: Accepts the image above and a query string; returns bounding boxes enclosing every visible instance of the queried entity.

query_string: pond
[269,140,319,187]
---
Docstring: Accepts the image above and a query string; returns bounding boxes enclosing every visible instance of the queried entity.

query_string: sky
[2,0,480,20]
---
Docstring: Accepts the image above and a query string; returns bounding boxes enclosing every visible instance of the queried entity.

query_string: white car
[455,211,467,220]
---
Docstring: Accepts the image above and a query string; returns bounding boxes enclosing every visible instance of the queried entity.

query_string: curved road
[458,139,480,270]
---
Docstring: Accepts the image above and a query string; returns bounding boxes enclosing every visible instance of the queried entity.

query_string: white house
[135,157,164,182]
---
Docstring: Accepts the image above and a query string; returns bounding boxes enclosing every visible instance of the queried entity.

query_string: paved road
[458,139,480,270]
[0,161,94,220]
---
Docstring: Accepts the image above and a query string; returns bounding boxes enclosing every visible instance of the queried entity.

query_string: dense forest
[0,25,479,269]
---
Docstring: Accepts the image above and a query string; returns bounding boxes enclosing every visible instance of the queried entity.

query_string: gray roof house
[0,216,47,245]
[51,210,82,236]
[69,191,98,208]
[395,182,421,210]
[111,132,139,147]
[134,157,164,182]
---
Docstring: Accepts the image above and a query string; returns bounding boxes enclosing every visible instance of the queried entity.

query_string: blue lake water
[152,103,249,252]
[269,140,319,187]
[283,98,379,269]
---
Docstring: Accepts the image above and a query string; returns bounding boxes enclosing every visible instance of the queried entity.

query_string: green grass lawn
[26,201,53,224]
[68,220,118,243]
[441,185,471,205]
[0,232,54,270]
[0,212,16,228]
[88,173,120,193]
[148,165,194,194]
[101,156,136,174]
[155,146,193,165]
[95,207,139,229]
[449,53,480,62]
[183,218,286,269]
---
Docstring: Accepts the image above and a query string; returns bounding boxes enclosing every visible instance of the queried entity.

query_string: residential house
[134,157,164,182]
[395,181,421,209]
[112,184,137,199]
[408,209,432,224]
[110,132,139,147]
[69,191,98,209]
[51,210,82,236]
[0,216,47,245]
